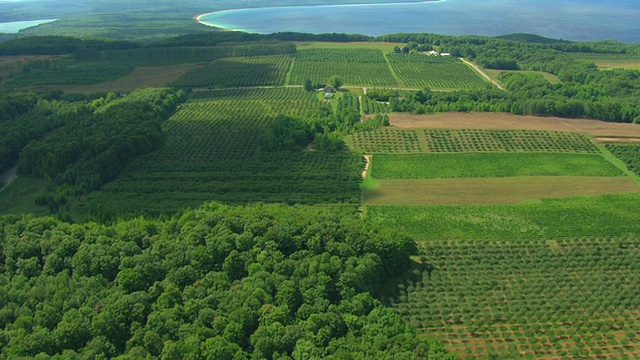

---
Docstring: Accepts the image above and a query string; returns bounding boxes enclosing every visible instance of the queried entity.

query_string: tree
[328,75,343,90]
[303,78,314,92]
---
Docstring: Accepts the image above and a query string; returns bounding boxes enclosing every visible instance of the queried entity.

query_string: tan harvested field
[389,112,640,137]
[597,137,640,143]
[55,64,201,93]
[364,176,640,205]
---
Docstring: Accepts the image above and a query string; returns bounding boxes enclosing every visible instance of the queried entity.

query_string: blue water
[0,19,57,33]
[198,0,640,43]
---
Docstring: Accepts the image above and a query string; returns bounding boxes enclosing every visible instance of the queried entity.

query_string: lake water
[0,19,57,33]
[198,0,640,43]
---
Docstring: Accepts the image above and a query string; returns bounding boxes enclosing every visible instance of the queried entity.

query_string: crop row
[171,54,293,88]
[351,128,599,154]
[290,49,397,86]
[606,143,640,176]
[351,129,423,153]
[361,96,390,114]
[91,150,364,214]
[387,53,487,89]
[393,236,640,358]
[189,87,321,101]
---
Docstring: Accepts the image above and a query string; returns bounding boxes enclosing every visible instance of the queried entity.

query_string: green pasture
[367,193,640,240]
[370,153,624,179]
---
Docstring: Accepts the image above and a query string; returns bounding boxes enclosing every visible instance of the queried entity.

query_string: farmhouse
[323,85,335,99]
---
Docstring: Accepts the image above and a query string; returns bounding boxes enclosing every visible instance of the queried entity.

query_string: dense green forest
[0,204,455,359]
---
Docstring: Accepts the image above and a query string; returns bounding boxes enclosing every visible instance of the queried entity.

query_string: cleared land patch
[394,237,640,358]
[51,64,201,92]
[370,153,622,179]
[387,53,488,89]
[484,69,561,84]
[364,177,640,205]
[566,52,640,69]
[389,112,640,137]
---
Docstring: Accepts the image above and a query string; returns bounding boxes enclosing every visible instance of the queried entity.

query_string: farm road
[460,58,505,90]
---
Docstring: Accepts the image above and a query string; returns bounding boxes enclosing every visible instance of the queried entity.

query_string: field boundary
[383,53,406,87]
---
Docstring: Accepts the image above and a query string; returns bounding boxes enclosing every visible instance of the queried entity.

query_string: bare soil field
[55,64,201,93]
[389,112,640,137]
[364,176,640,205]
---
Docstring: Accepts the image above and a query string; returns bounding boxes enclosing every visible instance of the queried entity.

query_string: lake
[198,0,640,43]
[0,19,57,33]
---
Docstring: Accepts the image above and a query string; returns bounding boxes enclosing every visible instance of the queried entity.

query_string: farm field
[393,236,640,359]
[293,41,404,52]
[606,144,640,176]
[387,53,488,89]
[170,54,293,88]
[369,153,623,179]
[388,112,640,137]
[50,64,201,93]
[483,69,561,84]
[349,128,598,154]
[566,52,640,69]
[367,193,640,240]
[85,87,363,215]
[289,48,397,86]
[355,109,640,358]
[364,176,640,205]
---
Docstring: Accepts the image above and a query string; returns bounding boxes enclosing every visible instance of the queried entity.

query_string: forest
[1,17,640,359]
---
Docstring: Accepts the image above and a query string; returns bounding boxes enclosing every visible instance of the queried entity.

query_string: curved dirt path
[459,58,505,90]
[362,155,372,179]
[0,166,17,193]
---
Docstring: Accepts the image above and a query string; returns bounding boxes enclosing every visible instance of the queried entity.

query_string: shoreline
[194,0,443,32]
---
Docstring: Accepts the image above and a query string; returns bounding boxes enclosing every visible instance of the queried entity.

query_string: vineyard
[370,153,624,179]
[350,129,599,154]
[392,236,640,359]
[606,143,640,176]
[386,53,488,89]
[289,48,398,86]
[86,87,363,214]
[170,54,293,88]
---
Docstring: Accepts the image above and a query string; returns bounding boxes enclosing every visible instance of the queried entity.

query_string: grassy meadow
[369,153,623,179]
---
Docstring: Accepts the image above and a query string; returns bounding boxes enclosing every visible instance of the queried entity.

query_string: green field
[4,59,135,87]
[290,48,398,86]
[170,54,293,88]
[367,193,640,240]
[370,153,623,179]
[566,52,640,69]
[387,53,488,89]
[350,129,599,154]
[393,236,640,358]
